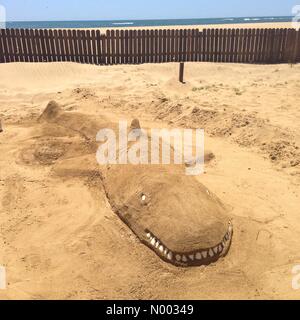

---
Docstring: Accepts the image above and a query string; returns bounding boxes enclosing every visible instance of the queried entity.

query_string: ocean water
[6,16,293,29]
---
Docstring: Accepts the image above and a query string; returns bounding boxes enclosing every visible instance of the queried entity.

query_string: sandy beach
[0,20,300,300]
[83,21,294,32]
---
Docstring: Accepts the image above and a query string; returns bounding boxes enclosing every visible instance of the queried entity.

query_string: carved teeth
[196,252,202,260]
[176,254,181,262]
[146,228,233,265]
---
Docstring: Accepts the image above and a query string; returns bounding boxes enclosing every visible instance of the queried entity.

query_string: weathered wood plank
[124,30,129,64]
[26,29,34,62]
[182,29,187,61]
[201,29,206,61]
[144,29,148,63]
[292,29,299,63]
[106,30,111,65]
[158,29,163,63]
[297,30,300,62]
[91,29,97,64]
[0,27,298,66]
[141,29,146,64]
[39,29,47,62]
[71,29,79,63]
[229,29,236,63]
[206,29,212,62]
[257,28,263,62]
[47,30,55,62]
[57,29,65,62]
[278,28,286,62]
[101,33,107,64]
[0,29,4,63]
[12,29,21,62]
[119,29,124,64]
[66,29,74,62]
[5,29,13,62]
[174,29,179,62]
[2,29,10,62]
[137,29,142,64]
[213,29,218,62]
[110,30,115,64]
[252,28,259,63]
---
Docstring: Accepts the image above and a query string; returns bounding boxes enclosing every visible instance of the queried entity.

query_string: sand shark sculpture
[35,101,233,267]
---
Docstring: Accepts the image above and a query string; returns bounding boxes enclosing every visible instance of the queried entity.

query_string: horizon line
[6,15,293,23]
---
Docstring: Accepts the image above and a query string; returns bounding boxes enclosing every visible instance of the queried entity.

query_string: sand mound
[19,139,66,166]
[38,101,62,123]
[33,142,66,165]
[149,100,300,170]
[20,102,98,167]
[1,61,300,299]
[262,140,300,165]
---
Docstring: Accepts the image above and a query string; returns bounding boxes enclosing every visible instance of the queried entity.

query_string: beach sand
[0,56,300,299]
[92,21,294,32]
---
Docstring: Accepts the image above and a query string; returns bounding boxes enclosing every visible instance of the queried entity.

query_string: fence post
[179,62,185,83]
[0,29,4,63]
[293,29,300,63]
[0,27,298,66]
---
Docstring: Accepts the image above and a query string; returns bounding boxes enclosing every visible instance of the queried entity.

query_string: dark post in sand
[179,62,185,83]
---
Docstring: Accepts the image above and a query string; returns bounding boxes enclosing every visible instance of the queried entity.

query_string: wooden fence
[0,28,299,65]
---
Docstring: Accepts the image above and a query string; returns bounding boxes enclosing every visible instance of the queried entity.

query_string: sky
[1,0,299,21]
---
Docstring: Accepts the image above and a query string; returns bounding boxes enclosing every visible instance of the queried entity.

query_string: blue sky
[1,0,298,21]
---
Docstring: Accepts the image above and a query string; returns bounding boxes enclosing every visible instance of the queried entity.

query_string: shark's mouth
[144,222,233,267]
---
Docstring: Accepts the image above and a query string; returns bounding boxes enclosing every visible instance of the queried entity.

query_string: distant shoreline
[94,22,293,32]
[5,16,294,30]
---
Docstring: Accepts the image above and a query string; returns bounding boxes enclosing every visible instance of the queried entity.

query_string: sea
[6,16,293,29]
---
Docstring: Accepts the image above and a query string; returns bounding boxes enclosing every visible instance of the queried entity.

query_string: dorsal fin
[130,118,141,130]
[38,100,62,123]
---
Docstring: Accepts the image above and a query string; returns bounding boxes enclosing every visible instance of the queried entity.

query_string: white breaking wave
[112,22,134,25]
[244,18,261,21]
